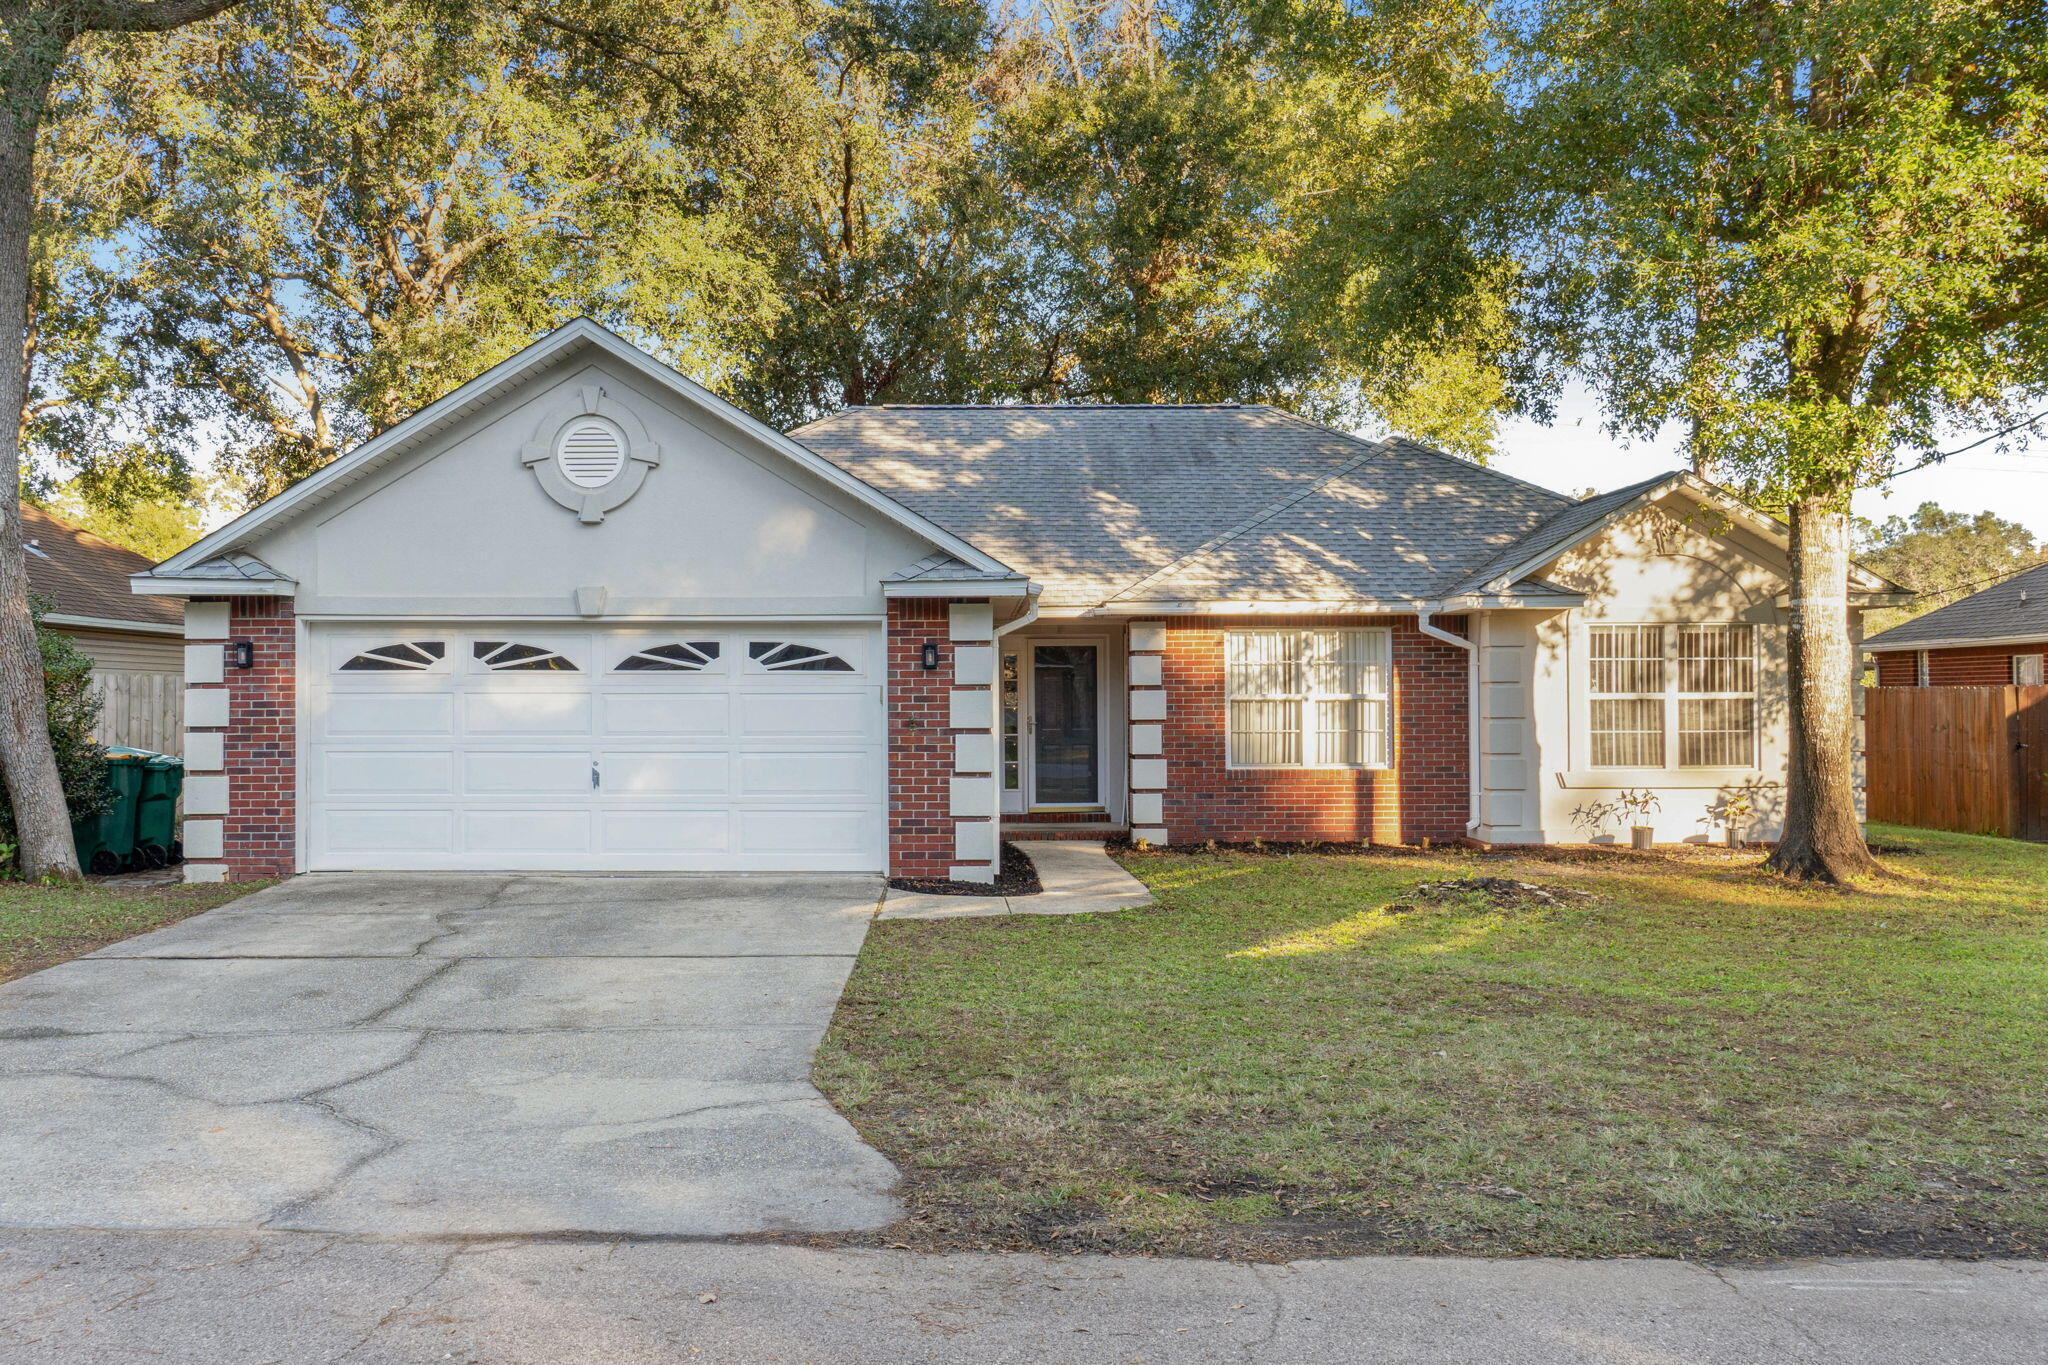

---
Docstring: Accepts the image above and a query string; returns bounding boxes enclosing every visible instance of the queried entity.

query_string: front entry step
[1002,821,1129,840]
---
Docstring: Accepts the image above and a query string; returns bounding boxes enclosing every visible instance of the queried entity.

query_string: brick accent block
[1158,614,1469,845]
[889,598,990,878]
[221,596,297,879]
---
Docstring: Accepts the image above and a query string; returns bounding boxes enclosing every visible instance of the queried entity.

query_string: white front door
[303,625,884,871]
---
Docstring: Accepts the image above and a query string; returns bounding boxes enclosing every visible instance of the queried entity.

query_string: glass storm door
[1000,649,1025,813]
[1031,643,1100,806]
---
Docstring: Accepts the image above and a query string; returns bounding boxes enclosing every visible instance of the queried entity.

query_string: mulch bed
[886,841,1043,897]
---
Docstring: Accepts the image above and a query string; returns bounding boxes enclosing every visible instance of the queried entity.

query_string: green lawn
[0,876,264,982]
[816,825,2048,1260]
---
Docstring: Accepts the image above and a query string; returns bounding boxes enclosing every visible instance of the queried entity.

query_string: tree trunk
[0,25,80,879]
[1765,496,1878,884]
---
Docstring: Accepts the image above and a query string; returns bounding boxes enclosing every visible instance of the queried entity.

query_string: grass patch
[0,876,265,982]
[816,825,2048,1261]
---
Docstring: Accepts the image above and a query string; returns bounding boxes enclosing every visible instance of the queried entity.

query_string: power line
[1877,408,2048,485]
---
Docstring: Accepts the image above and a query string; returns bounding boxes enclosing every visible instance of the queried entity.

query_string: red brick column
[1158,614,1469,845]
[211,597,298,880]
[887,599,953,878]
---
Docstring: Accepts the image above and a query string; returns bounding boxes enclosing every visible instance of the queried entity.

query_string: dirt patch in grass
[817,825,2048,1262]
[0,874,267,982]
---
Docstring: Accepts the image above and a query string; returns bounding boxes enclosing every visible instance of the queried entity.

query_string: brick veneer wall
[1871,643,2044,687]
[1157,614,1470,845]
[183,596,297,882]
[886,597,1002,879]
[221,597,297,878]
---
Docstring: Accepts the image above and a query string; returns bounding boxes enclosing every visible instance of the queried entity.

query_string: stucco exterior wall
[1477,498,1795,846]
[247,355,934,620]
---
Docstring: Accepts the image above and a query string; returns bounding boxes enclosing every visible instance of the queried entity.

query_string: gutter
[41,612,183,636]
[1415,604,1481,839]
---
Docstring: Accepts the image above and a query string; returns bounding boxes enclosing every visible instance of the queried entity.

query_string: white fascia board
[131,575,297,597]
[41,613,184,635]
[1865,631,2048,653]
[883,579,1035,599]
[155,318,1018,582]
[1086,598,1426,615]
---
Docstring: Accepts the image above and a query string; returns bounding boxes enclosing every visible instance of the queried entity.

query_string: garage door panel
[603,693,731,737]
[464,691,593,735]
[463,809,594,854]
[325,693,455,737]
[465,750,593,796]
[323,750,455,797]
[738,690,879,739]
[601,809,730,853]
[602,751,729,795]
[322,809,456,854]
[738,809,873,854]
[737,751,872,797]
[307,626,883,872]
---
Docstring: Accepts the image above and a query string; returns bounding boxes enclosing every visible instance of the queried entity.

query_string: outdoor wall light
[228,640,255,670]
[920,641,941,670]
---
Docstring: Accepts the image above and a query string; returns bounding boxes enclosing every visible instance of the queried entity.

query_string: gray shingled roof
[1863,561,2048,650]
[135,552,292,584]
[791,406,1575,608]
[885,551,1022,583]
[1445,472,1683,597]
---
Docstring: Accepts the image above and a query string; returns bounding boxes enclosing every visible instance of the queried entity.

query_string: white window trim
[1585,622,1760,771]
[1224,627,1393,771]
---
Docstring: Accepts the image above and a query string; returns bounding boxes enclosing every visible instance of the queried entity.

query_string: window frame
[1223,627,1393,772]
[1584,622,1759,771]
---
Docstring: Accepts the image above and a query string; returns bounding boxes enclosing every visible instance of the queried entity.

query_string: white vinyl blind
[1226,629,1391,768]
[1589,624,1756,768]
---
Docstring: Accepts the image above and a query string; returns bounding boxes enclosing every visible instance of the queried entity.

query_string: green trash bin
[129,750,185,869]
[72,750,149,875]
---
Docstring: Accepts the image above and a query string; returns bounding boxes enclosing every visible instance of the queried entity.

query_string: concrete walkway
[879,840,1153,920]
[0,1230,2039,1363]
[0,873,900,1237]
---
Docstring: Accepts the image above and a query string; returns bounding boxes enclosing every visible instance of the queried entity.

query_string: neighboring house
[1864,562,2048,686]
[131,320,1906,884]
[25,504,185,754]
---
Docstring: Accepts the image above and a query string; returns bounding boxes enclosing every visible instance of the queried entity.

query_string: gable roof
[138,318,1013,591]
[22,505,181,629]
[1863,561,2048,652]
[791,406,1573,608]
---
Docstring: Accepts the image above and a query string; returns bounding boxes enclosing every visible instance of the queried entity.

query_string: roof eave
[131,572,298,598]
[882,578,1037,599]
[1864,630,2048,653]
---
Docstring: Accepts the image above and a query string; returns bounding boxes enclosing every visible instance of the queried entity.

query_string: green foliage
[1336,0,2048,504]
[0,599,110,868]
[1856,502,2048,636]
[33,481,210,561]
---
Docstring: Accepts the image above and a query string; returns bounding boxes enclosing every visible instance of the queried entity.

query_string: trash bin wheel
[87,850,120,875]
[140,844,169,869]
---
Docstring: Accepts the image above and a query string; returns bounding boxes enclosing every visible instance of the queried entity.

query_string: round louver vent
[555,418,627,489]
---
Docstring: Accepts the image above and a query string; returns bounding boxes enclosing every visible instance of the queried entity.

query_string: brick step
[1003,821,1129,840]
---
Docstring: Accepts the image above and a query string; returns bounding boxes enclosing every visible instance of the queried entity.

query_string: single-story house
[26,504,185,754]
[132,320,1906,883]
[1865,562,2048,686]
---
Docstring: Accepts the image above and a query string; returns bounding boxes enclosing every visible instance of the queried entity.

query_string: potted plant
[1569,798,1623,845]
[1617,788,1662,850]
[1700,791,1754,848]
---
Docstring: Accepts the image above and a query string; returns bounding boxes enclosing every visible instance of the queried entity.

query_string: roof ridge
[1101,439,1395,605]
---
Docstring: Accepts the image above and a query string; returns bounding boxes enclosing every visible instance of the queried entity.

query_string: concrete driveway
[0,873,900,1236]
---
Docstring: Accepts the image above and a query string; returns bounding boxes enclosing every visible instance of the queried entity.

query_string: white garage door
[304,626,885,871]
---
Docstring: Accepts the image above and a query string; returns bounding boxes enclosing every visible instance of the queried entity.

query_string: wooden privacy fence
[1865,685,2048,841]
[90,671,183,757]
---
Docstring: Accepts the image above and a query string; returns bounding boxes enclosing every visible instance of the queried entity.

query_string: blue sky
[1485,384,2048,541]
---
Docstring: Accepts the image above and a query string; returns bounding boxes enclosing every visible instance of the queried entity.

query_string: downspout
[1416,602,1482,840]
[988,591,1042,872]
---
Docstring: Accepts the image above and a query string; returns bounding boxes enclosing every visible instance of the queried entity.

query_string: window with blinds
[1588,624,1756,768]
[1225,629,1391,769]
